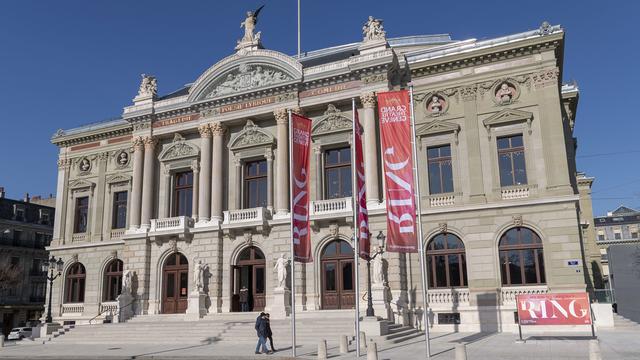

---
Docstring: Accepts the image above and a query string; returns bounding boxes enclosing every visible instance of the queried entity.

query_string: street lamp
[41,256,64,323]
[364,231,385,317]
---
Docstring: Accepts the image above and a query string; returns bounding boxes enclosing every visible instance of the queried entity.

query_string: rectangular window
[427,145,454,194]
[244,160,268,208]
[40,210,50,225]
[112,191,128,229]
[324,147,352,199]
[597,231,605,241]
[12,230,22,246]
[497,134,527,187]
[437,313,461,325]
[34,233,43,249]
[31,259,42,276]
[614,232,621,240]
[15,207,25,222]
[173,171,193,217]
[74,196,89,233]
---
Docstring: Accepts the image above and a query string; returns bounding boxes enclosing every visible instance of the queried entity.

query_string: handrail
[88,299,135,324]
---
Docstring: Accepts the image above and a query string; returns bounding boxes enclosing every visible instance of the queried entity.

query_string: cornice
[52,122,132,148]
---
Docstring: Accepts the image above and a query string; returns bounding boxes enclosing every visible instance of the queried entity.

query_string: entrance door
[321,240,355,309]
[232,247,265,312]
[162,253,189,314]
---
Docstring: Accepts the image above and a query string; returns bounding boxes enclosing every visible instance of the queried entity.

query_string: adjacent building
[46,16,600,332]
[595,205,640,285]
[0,188,54,336]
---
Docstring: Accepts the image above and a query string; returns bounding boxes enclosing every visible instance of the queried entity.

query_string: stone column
[53,158,71,244]
[197,124,212,222]
[361,93,380,205]
[192,162,199,220]
[274,109,289,215]
[314,146,323,200]
[210,122,226,223]
[265,149,274,210]
[140,136,157,228]
[129,137,145,229]
[234,157,242,210]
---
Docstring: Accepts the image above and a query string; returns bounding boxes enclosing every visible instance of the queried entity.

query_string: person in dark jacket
[265,313,276,352]
[254,313,271,354]
[239,286,249,312]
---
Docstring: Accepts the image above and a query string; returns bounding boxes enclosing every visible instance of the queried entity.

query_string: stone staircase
[49,311,421,347]
[613,314,640,329]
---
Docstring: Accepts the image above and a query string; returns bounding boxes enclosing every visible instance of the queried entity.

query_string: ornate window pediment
[483,109,533,137]
[229,120,275,151]
[417,120,460,137]
[68,179,95,193]
[106,174,132,185]
[159,133,200,162]
[312,104,352,137]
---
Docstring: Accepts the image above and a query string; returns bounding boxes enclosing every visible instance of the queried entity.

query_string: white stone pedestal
[270,287,291,319]
[186,291,207,320]
[360,316,389,337]
[117,292,134,323]
[371,284,391,319]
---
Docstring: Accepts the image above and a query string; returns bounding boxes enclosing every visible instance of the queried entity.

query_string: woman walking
[265,313,276,352]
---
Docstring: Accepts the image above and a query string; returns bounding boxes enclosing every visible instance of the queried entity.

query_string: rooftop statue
[236,5,264,51]
[362,16,386,42]
[137,74,157,98]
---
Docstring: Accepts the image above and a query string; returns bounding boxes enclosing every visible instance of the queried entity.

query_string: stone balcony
[427,192,461,208]
[61,303,85,316]
[427,288,470,310]
[499,285,548,306]
[499,184,538,200]
[148,216,194,240]
[310,197,353,221]
[222,207,271,233]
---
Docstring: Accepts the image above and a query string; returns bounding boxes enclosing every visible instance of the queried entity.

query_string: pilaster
[274,108,289,215]
[360,92,380,205]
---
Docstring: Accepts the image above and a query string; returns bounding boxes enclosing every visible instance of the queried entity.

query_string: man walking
[265,313,276,352]
[255,312,271,355]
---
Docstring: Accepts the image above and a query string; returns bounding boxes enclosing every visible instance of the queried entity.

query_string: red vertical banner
[377,90,418,253]
[354,110,370,259]
[291,113,313,263]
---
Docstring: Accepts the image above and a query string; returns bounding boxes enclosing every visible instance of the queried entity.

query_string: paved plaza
[1,328,639,359]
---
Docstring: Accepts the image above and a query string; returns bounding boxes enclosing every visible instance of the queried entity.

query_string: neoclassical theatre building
[47,16,601,331]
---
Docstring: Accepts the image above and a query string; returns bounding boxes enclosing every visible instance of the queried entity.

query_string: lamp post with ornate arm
[41,256,64,323]
[365,231,385,317]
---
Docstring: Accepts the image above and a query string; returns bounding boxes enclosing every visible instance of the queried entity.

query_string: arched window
[64,263,86,303]
[426,233,467,288]
[499,227,545,286]
[103,259,123,301]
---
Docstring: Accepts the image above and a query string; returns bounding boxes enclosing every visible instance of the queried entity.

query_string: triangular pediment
[483,108,533,128]
[417,120,460,137]
[229,120,275,150]
[312,104,352,136]
[159,133,200,161]
[612,205,639,215]
[106,174,132,184]
[188,50,302,102]
[68,179,95,190]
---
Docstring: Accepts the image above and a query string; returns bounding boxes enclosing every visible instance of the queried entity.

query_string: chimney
[0,187,4,198]
[24,192,30,203]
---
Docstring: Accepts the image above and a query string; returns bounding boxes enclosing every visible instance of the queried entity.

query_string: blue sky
[0,0,638,216]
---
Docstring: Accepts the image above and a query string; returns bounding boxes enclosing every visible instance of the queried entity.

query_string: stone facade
[0,190,54,336]
[594,205,640,283]
[47,18,599,332]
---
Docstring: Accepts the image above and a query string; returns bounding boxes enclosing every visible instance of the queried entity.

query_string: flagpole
[297,0,301,57]
[352,98,361,358]
[288,109,297,358]
[409,85,431,359]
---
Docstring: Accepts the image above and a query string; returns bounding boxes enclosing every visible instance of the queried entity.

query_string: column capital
[460,85,477,101]
[198,123,213,137]
[132,136,145,151]
[360,92,377,108]
[143,136,157,150]
[264,148,274,160]
[291,106,304,116]
[210,122,226,136]
[57,158,71,169]
[274,108,288,124]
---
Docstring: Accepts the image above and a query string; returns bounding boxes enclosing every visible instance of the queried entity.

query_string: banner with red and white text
[291,113,313,263]
[516,292,592,326]
[377,90,418,253]
[354,110,370,259]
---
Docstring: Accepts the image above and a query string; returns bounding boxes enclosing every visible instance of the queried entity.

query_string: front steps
[614,314,640,329]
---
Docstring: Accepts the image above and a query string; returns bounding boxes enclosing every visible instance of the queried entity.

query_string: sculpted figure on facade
[428,95,444,114]
[373,254,384,285]
[207,64,290,98]
[194,260,205,292]
[362,16,386,42]
[79,158,91,172]
[116,151,129,166]
[137,74,157,98]
[495,82,516,104]
[237,5,264,50]
[274,253,288,289]
[122,267,133,294]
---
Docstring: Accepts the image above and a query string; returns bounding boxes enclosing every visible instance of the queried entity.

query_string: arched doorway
[321,240,355,310]
[162,253,189,314]
[232,247,265,312]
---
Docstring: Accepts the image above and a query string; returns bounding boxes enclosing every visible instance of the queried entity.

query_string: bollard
[0,334,4,348]
[339,335,349,353]
[589,339,602,360]
[359,331,367,352]
[455,343,467,360]
[367,341,378,360]
[317,339,327,360]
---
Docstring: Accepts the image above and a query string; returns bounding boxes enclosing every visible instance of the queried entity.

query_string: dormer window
[14,205,25,222]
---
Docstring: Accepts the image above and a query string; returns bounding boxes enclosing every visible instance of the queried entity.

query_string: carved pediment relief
[68,179,95,192]
[417,120,460,137]
[106,173,132,185]
[229,120,275,151]
[312,104,352,136]
[200,63,294,100]
[159,133,200,161]
[483,109,533,137]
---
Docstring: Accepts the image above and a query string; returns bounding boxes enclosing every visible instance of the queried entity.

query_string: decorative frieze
[460,85,477,101]
[533,68,559,89]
